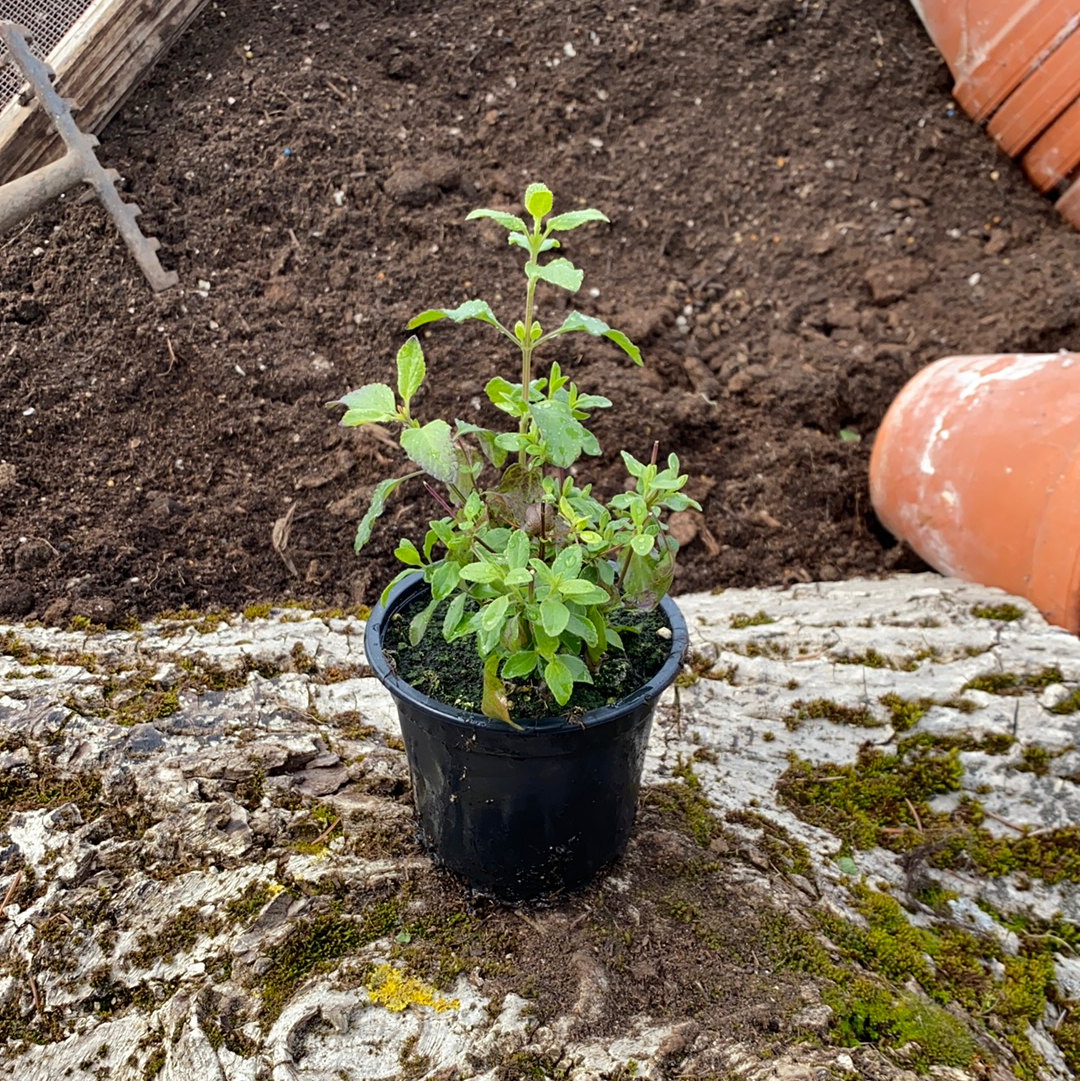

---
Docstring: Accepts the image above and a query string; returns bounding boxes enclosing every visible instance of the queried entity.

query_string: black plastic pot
[363,573,688,902]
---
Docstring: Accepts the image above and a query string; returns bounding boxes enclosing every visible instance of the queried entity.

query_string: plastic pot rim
[363,571,689,737]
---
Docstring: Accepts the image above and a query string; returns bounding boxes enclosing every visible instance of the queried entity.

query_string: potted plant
[330,182,696,901]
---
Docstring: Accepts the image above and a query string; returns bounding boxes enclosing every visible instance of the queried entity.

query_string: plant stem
[518,271,538,467]
[423,482,456,519]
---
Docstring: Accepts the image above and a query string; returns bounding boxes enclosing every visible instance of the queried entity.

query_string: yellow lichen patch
[365,963,459,1013]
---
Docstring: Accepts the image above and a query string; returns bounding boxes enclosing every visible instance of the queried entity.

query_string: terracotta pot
[911,0,1080,121]
[910,0,1080,229]
[869,353,1080,634]
[987,24,1080,156]
[1055,170,1080,228]
[1020,94,1080,192]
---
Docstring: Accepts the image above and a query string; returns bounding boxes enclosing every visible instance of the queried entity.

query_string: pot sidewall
[364,573,687,900]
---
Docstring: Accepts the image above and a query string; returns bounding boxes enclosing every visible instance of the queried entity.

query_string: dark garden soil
[2,0,1079,625]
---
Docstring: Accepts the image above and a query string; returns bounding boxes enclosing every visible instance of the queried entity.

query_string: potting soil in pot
[383,593,672,721]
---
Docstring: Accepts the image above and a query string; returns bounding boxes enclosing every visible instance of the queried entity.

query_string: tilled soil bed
[2,0,1078,624]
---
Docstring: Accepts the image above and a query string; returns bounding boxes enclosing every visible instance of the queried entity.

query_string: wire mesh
[0,1,97,111]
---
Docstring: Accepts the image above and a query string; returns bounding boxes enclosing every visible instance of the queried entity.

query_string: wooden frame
[0,0,208,184]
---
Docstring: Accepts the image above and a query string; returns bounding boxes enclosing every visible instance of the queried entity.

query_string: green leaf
[530,559,560,591]
[574,393,613,412]
[529,399,586,468]
[551,545,583,579]
[494,432,530,452]
[540,597,570,637]
[408,597,439,646]
[464,208,528,233]
[459,561,502,584]
[524,182,553,219]
[486,376,527,417]
[395,337,425,406]
[549,312,642,365]
[334,383,398,425]
[508,232,560,253]
[525,258,583,293]
[503,568,532,587]
[565,611,599,648]
[556,653,592,683]
[660,493,702,512]
[630,534,654,556]
[838,428,862,443]
[836,856,858,876]
[476,619,500,658]
[354,475,410,552]
[559,579,609,604]
[443,593,467,640]
[379,567,417,608]
[545,208,609,231]
[400,419,458,484]
[544,656,573,706]
[482,653,520,728]
[531,621,559,660]
[479,595,511,633]
[407,299,506,333]
[502,650,538,679]
[429,519,455,548]
[505,529,531,570]
[429,560,460,601]
[394,538,422,566]
[501,613,526,653]
[455,421,508,468]
[620,450,646,478]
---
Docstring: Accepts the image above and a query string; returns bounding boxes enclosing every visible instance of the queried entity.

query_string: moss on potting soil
[383,594,671,721]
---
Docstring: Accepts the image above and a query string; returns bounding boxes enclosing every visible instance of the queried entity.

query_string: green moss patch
[779,742,1080,885]
[962,667,1063,695]
[728,610,776,629]
[971,603,1025,621]
[762,881,1080,1076]
[777,743,963,852]
[785,698,880,730]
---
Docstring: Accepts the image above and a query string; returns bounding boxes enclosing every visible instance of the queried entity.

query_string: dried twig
[904,797,923,834]
[271,502,299,576]
[514,910,545,935]
[0,218,34,253]
[0,869,22,916]
[311,815,342,847]
[981,807,1027,833]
